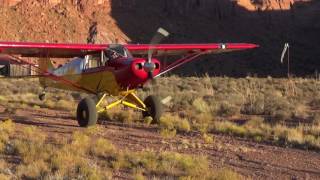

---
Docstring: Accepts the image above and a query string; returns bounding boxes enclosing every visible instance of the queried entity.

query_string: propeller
[145,28,170,79]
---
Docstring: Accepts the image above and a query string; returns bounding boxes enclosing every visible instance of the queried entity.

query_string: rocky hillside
[0,0,319,77]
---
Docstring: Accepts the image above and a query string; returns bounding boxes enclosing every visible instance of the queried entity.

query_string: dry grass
[159,114,191,138]
[141,76,320,150]
[0,77,320,178]
[2,77,319,150]
[114,150,211,178]
[0,119,15,153]
[0,120,242,179]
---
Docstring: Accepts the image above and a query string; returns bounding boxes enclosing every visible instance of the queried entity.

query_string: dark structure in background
[110,0,320,77]
[0,56,32,77]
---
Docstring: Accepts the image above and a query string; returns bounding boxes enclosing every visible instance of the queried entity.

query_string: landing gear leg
[95,91,163,124]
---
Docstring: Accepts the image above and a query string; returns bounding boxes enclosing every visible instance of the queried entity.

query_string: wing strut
[154,52,205,78]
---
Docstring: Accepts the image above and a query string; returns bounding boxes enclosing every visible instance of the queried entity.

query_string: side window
[84,55,101,69]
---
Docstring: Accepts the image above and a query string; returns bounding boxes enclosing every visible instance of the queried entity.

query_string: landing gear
[39,93,46,101]
[80,91,163,127]
[76,97,97,127]
[142,95,162,124]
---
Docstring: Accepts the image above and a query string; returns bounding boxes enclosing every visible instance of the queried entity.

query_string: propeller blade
[161,96,172,105]
[147,28,170,63]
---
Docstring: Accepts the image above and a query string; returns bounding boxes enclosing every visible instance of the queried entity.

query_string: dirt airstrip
[0,106,319,180]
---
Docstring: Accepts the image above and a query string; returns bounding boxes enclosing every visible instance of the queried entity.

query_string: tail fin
[38,58,55,87]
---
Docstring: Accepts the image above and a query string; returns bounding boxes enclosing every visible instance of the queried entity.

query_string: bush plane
[0,28,258,127]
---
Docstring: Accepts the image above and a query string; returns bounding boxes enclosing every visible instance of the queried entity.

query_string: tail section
[38,58,55,87]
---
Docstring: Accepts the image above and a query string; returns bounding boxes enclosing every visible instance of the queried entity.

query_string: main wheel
[142,95,162,124]
[76,97,97,127]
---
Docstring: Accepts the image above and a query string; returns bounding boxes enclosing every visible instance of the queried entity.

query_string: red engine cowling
[111,58,161,89]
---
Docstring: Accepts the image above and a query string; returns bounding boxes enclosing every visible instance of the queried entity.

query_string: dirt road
[1,106,320,179]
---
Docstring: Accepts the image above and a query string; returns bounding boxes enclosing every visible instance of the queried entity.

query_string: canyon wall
[0,0,307,10]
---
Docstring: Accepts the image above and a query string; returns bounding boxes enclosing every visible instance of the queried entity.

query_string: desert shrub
[121,151,210,178]
[44,99,55,109]
[272,125,289,142]
[55,99,75,111]
[240,95,264,115]
[303,135,317,147]
[90,138,116,158]
[3,103,17,114]
[244,117,264,128]
[310,97,320,108]
[158,152,209,177]
[111,110,135,124]
[159,115,175,130]
[212,168,244,180]
[216,101,239,117]
[50,145,85,174]
[202,133,214,144]
[192,98,210,113]
[13,126,48,163]
[0,159,10,179]
[286,128,305,144]
[293,104,309,119]
[0,119,15,143]
[176,119,191,133]
[133,171,145,180]
[311,112,320,125]
[69,131,91,155]
[192,113,214,134]
[50,131,112,179]
[0,120,15,159]
[160,114,191,135]
[264,91,294,123]
[160,128,177,138]
[171,94,194,111]
[213,121,246,137]
[304,124,320,137]
[99,111,112,121]
[16,160,49,179]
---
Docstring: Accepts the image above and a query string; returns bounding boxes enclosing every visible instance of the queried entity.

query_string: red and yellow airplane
[0,29,258,127]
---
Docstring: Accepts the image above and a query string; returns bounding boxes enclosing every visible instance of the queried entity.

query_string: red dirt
[1,105,319,179]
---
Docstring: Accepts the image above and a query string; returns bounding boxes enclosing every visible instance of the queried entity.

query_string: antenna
[281,43,290,78]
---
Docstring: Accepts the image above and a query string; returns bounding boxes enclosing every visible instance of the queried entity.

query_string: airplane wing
[125,43,258,77]
[0,41,258,77]
[0,42,258,58]
[0,42,107,58]
[125,43,258,56]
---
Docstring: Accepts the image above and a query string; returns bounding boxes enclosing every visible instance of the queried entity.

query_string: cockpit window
[108,44,132,58]
[82,44,132,70]
[84,54,102,69]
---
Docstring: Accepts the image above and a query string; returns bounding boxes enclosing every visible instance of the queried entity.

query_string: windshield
[108,44,132,58]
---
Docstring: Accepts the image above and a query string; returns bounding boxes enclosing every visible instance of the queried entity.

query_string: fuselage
[40,56,161,95]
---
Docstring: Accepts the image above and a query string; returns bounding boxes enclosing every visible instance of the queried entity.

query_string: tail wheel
[38,93,46,101]
[76,97,97,127]
[142,95,162,124]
